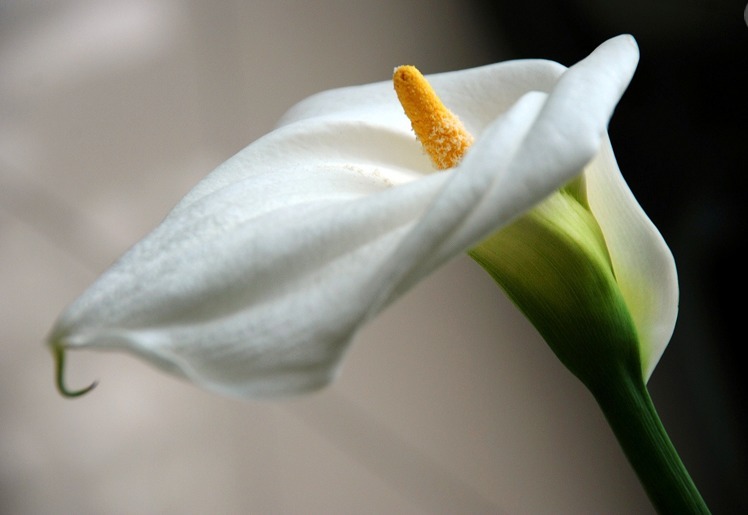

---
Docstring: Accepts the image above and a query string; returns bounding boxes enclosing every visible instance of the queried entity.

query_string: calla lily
[48,34,675,400]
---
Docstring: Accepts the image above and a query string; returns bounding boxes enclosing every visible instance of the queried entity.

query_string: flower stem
[590,369,710,514]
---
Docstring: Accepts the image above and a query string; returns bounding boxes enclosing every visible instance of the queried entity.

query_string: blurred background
[1,1,745,513]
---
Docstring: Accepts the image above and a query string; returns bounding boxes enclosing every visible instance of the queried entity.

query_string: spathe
[49,35,674,399]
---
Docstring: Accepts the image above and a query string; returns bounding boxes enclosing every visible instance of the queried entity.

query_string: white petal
[585,138,678,381]
[53,163,450,397]
[51,36,642,399]
[279,57,565,135]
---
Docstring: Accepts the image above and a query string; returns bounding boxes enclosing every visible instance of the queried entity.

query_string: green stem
[590,371,710,514]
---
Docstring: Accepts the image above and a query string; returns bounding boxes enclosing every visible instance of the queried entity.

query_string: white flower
[49,35,675,399]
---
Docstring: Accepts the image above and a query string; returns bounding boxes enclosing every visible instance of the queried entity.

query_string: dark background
[471,1,747,512]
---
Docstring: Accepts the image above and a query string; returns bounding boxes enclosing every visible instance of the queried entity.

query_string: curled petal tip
[621,33,640,57]
[607,34,640,63]
[52,341,97,399]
